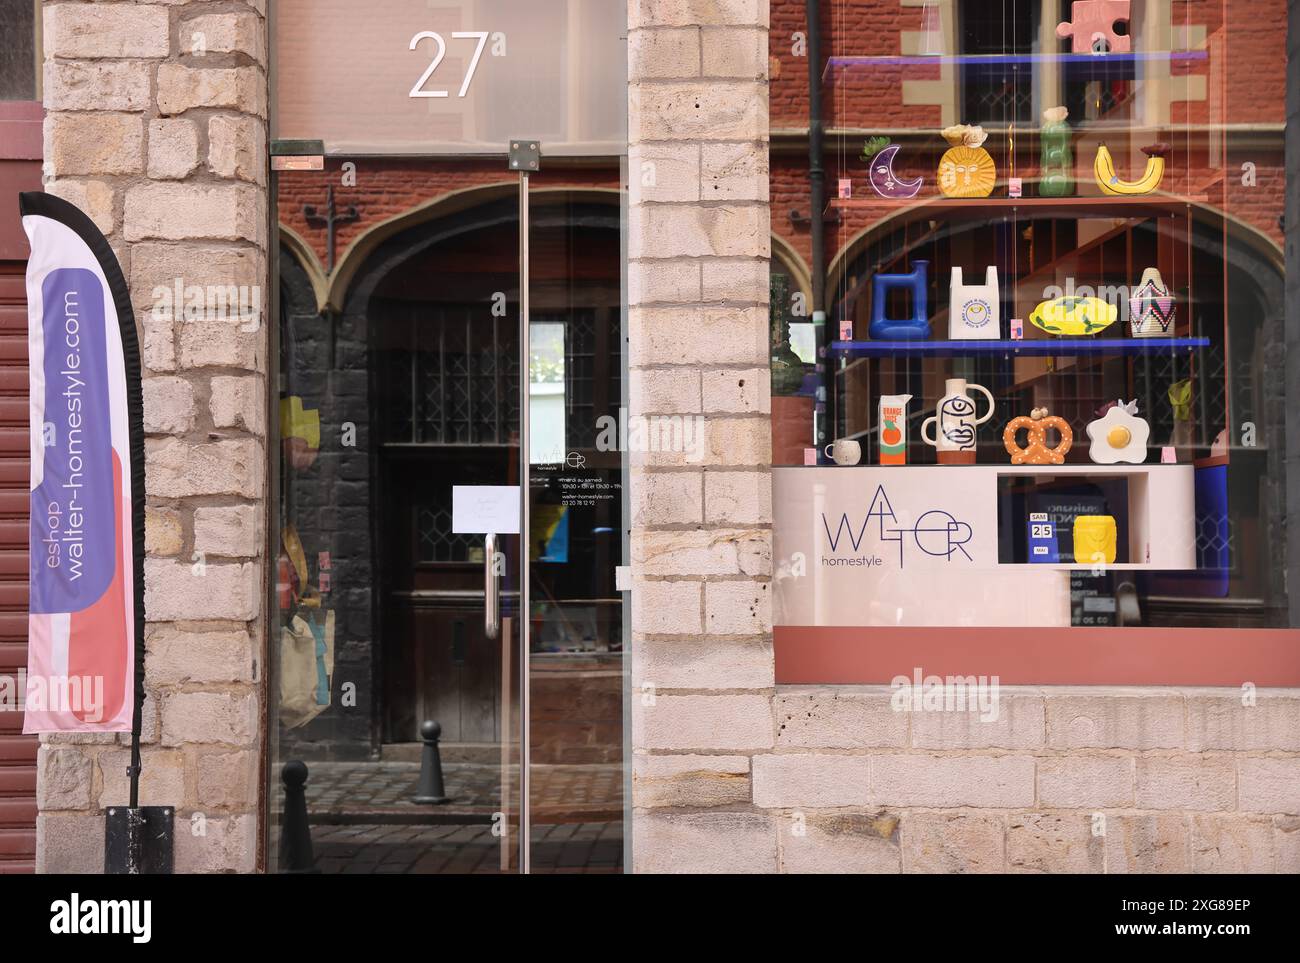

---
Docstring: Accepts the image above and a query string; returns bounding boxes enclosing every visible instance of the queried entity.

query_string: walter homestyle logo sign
[49,894,151,943]
[820,484,975,568]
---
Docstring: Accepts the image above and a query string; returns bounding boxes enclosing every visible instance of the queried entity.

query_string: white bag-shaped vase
[949,266,1000,340]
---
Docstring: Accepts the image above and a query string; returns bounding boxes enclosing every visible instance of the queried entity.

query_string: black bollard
[413,720,450,804]
[279,760,319,873]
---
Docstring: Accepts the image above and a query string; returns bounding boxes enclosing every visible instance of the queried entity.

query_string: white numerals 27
[408,31,489,99]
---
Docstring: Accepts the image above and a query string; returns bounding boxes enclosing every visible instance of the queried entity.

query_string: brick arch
[278,223,329,314]
[322,183,622,313]
[824,197,1285,308]
[771,232,812,303]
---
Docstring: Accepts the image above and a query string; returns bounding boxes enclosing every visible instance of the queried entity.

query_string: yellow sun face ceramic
[938,146,996,198]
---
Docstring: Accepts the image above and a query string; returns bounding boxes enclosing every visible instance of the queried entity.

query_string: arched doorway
[275,184,625,872]
[348,193,623,748]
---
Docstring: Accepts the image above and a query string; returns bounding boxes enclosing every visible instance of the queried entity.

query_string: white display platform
[772,464,1196,628]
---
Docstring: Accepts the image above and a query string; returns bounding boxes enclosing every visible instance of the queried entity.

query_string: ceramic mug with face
[824,438,862,465]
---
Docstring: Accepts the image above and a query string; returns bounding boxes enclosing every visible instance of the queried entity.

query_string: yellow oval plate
[1028,296,1118,336]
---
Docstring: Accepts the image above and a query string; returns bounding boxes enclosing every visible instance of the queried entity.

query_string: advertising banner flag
[20,193,144,732]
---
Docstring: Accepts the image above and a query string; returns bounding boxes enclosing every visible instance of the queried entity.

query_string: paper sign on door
[452,485,521,534]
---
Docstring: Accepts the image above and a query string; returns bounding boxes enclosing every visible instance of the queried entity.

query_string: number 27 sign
[408,31,507,99]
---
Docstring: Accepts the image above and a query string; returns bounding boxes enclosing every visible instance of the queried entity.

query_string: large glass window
[269,2,627,873]
[769,0,1295,677]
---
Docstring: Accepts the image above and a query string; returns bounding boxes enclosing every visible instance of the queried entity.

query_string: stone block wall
[625,0,777,872]
[37,0,268,873]
[634,686,1300,873]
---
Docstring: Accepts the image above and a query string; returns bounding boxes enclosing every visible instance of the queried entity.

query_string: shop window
[772,0,1295,682]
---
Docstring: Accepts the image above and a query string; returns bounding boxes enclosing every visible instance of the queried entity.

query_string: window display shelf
[826,195,1208,218]
[830,337,1209,358]
[823,50,1208,82]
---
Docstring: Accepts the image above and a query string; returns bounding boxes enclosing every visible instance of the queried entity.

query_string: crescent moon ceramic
[1086,400,1149,463]
[867,144,923,199]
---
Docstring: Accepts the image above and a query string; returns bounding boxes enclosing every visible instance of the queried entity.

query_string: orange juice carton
[879,394,912,465]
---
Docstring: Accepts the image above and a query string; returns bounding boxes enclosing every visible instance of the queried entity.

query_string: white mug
[824,438,862,465]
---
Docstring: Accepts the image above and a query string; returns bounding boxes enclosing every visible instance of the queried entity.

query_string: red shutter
[0,264,35,873]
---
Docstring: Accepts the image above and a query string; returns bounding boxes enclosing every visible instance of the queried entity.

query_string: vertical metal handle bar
[484,533,500,640]
[518,167,531,875]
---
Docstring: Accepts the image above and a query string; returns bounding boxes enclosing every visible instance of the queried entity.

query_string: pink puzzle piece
[1056,0,1131,53]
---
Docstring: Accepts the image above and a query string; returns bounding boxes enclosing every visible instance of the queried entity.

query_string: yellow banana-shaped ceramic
[1093,143,1169,195]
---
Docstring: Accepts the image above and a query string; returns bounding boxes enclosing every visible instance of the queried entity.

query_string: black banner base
[104,806,175,875]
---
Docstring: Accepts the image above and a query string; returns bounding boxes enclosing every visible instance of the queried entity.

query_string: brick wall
[37,0,267,873]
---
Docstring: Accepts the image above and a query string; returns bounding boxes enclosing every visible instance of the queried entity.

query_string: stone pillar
[37,0,269,873]
[626,0,777,873]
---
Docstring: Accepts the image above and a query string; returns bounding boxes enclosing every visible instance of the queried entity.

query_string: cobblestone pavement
[311,821,623,874]
[304,760,623,823]
[298,760,624,872]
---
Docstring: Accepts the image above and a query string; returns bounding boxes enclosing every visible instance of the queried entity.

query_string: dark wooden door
[380,449,514,744]
[374,297,521,746]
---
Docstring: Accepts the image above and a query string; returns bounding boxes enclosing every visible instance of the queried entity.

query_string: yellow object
[1028,295,1118,336]
[938,125,996,198]
[1168,378,1193,421]
[1093,143,1166,196]
[1107,426,1131,448]
[280,396,321,448]
[1073,515,1118,565]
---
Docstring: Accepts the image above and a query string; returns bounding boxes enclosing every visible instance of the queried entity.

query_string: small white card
[452,485,521,534]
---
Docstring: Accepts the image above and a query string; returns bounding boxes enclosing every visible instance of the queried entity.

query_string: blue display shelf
[824,50,1208,82]
[830,337,1210,358]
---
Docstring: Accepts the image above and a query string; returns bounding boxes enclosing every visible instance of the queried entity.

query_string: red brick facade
[277,161,620,274]
[277,4,1285,283]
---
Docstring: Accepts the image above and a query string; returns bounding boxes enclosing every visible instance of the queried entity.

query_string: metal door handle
[484,533,500,640]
